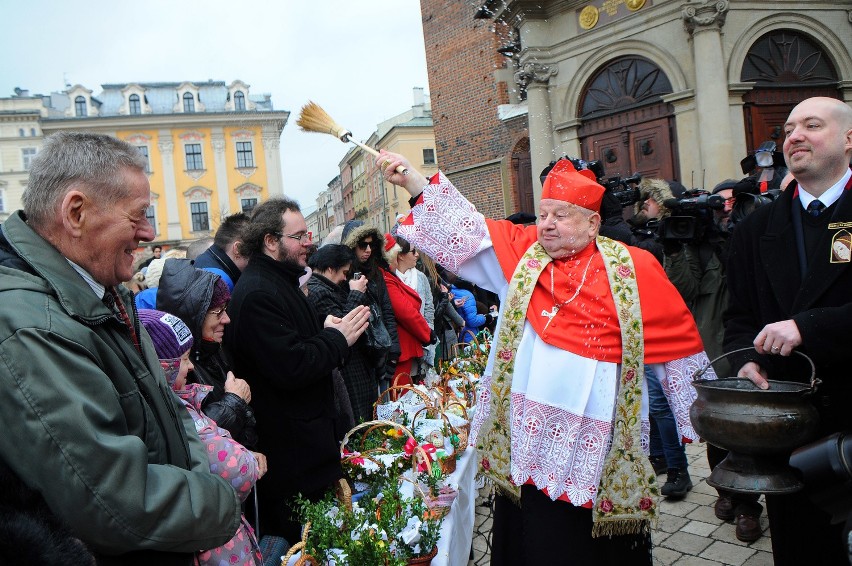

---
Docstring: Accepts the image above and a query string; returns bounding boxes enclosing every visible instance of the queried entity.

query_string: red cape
[486,219,703,364]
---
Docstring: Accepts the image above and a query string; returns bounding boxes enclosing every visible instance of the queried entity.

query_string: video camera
[657,190,726,243]
[539,157,643,208]
[728,167,783,228]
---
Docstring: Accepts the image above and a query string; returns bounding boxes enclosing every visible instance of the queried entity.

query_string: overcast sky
[0,0,434,212]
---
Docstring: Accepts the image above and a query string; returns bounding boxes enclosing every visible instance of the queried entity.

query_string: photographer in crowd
[646,177,764,542]
[627,178,695,501]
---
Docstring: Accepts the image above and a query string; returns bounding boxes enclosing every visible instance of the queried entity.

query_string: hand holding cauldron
[742,319,804,389]
[737,361,769,390]
[754,319,803,357]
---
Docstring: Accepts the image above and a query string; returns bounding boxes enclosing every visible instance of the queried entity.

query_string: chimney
[413,87,424,108]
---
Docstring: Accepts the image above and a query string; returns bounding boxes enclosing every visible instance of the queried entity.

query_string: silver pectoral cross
[541,306,559,330]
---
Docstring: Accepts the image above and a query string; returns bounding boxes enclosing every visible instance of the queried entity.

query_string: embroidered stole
[475,236,657,535]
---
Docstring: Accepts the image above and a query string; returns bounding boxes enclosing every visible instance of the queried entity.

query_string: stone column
[210,128,231,215]
[682,0,738,184]
[157,133,183,241]
[515,62,558,209]
[262,124,284,198]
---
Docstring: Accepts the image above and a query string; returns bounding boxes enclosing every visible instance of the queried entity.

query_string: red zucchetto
[541,159,605,212]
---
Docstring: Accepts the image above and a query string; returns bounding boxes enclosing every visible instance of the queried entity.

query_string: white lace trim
[508,393,650,505]
[662,352,714,442]
[396,172,487,273]
[468,373,491,448]
[469,352,708,506]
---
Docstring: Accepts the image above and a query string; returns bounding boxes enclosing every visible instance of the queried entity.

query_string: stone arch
[509,136,533,214]
[578,56,673,119]
[557,40,688,126]
[727,14,852,86]
[571,51,680,182]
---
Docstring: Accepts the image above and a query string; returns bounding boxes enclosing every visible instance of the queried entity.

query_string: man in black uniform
[725,96,852,564]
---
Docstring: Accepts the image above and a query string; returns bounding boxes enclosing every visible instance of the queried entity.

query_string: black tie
[807,200,825,217]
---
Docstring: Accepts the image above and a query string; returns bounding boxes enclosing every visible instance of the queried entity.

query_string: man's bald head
[783,97,852,195]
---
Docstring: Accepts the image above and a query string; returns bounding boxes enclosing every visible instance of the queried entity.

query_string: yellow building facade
[39,80,288,244]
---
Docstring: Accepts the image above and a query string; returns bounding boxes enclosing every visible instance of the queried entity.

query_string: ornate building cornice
[514,62,558,91]
[682,0,729,35]
[210,132,226,154]
[157,138,174,154]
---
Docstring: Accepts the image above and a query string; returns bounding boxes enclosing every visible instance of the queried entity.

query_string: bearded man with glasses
[225,197,370,543]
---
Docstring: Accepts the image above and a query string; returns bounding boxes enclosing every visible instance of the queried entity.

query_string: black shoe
[660,468,693,499]
[649,456,667,476]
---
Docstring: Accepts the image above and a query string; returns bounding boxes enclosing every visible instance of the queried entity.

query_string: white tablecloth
[431,446,477,566]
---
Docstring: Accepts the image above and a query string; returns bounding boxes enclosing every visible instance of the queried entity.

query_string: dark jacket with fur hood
[341,221,401,380]
[157,258,258,448]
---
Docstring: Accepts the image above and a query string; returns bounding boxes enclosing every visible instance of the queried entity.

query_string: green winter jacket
[0,212,240,564]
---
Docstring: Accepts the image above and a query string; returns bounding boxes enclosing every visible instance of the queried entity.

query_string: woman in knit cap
[157,258,258,448]
[340,220,400,394]
[138,309,265,566]
[382,233,433,390]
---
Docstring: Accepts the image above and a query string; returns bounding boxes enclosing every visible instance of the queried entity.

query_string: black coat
[306,274,376,423]
[224,254,349,537]
[340,223,400,380]
[725,177,852,435]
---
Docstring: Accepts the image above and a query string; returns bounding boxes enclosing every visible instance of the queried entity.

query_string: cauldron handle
[692,346,820,391]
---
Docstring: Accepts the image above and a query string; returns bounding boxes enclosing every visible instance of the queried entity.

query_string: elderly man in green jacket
[0,132,240,565]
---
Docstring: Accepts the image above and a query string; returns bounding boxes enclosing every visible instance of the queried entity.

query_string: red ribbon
[403,438,437,471]
[342,449,364,466]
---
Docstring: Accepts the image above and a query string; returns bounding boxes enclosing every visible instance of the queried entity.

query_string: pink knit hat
[209,276,231,311]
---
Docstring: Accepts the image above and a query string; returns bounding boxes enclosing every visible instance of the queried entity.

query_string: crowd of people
[0,96,850,565]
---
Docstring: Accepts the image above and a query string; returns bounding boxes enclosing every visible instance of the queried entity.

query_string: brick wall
[419,0,530,219]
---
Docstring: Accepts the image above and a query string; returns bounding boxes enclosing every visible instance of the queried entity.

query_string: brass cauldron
[690,348,821,494]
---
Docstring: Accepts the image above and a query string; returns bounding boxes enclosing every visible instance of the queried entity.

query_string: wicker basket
[281,522,320,566]
[423,485,458,519]
[407,545,438,565]
[340,420,435,478]
[442,400,470,448]
[439,371,478,409]
[412,406,461,471]
[373,383,432,420]
[438,453,457,475]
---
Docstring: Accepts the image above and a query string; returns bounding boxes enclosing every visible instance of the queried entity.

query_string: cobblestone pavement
[468,442,774,566]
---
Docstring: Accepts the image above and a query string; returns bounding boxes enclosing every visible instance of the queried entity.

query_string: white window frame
[22,148,37,171]
[184,143,204,171]
[145,204,158,236]
[190,200,210,232]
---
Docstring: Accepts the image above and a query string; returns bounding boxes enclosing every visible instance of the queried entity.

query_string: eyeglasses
[207,303,229,319]
[274,231,313,242]
[357,240,374,250]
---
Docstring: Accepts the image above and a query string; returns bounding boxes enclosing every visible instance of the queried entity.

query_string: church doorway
[578,56,679,184]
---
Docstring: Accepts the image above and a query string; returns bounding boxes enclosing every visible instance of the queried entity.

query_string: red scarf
[486,220,703,364]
